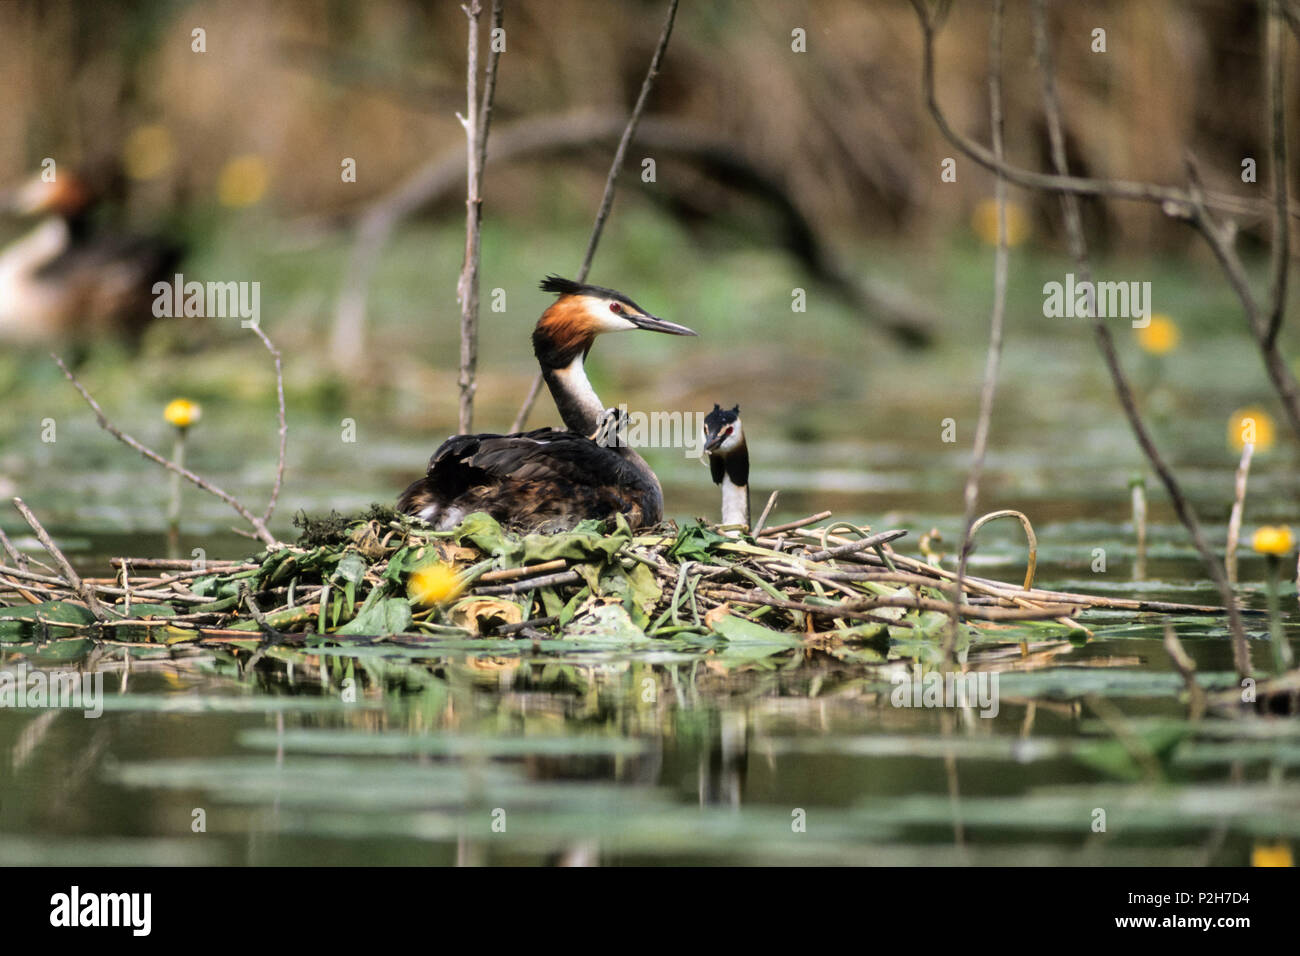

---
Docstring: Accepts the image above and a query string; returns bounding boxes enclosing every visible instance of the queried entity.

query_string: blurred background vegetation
[0,0,1296,553]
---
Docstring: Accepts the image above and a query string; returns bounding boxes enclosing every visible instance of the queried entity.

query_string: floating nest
[0,506,1245,674]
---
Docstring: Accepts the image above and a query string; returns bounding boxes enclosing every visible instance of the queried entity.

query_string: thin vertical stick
[167,429,185,558]
[251,323,288,526]
[575,0,679,283]
[752,490,779,538]
[1225,442,1254,584]
[509,0,680,433]
[456,1,485,435]
[945,0,1007,666]
[475,0,505,185]
[1131,478,1148,581]
[452,0,506,436]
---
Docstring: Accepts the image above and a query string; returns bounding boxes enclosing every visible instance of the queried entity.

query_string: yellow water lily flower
[1137,314,1180,354]
[1251,842,1293,867]
[217,154,269,207]
[123,124,175,181]
[971,198,1030,247]
[1251,525,1294,556]
[163,398,202,429]
[1228,406,1276,453]
[408,562,462,606]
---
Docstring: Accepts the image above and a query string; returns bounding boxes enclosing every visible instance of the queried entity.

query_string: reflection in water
[1,542,1298,864]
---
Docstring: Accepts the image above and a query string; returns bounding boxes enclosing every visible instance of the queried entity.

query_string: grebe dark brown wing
[397,427,661,531]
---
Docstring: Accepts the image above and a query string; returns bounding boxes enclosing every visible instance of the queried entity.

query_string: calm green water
[2,228,1299,864]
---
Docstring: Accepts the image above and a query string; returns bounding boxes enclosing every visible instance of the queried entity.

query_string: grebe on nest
[397,276,697,530]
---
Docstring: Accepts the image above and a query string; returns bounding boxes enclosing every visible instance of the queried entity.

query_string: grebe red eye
[609,302,622,314]
[723,427,733,437]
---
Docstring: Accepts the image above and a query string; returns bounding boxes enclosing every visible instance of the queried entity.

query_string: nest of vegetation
[0,505,1240,670]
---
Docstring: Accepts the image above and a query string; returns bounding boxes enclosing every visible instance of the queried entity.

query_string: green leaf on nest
[336,597,413,637]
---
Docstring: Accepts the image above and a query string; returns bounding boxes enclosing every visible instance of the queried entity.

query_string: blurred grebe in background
[0,168,184,348]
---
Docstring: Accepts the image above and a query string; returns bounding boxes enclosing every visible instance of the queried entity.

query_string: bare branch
[0,527,30,572]
[52,354,282,549]
[1025,0,1251,678]
[914,0,1300,446]
[1265,0,1291,348]
[12,497,110,620]
[1186,160,1300,441]
[334,111,933,368]
[510,0,680,433]
[910,0,1300,224]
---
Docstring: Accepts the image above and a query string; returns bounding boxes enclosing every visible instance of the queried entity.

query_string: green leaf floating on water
[996,668,1240,700]
[336,597,413,637]
[0,601,97,641]
[563,604,650,645]
[1073,721,1191,782]
[708,612,802,647]
[114,603,176,618]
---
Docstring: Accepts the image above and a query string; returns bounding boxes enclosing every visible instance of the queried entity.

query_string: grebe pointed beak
[703,431,726,453]
[629,313,698,336]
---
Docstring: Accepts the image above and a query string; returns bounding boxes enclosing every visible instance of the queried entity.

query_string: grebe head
[534,275,696,367]
[703,403,744,455]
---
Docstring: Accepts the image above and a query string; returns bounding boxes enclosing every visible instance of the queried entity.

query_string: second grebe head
[703,403,744,455]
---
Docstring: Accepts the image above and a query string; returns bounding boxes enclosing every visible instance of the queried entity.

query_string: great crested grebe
[0,169,183,346]
[704,404,749,529]
[397,276,697,530]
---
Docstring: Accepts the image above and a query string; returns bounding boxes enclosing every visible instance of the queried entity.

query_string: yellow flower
[1252,525,1294,556]
[971,198,1030,247]
[1137,314,1179,354]
[407,562,462,606]
[1228,406,1276,453]
[163,398,202,429]
[217,155,269,207]
[123,124,175,181]
[1251,842,1293,867]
